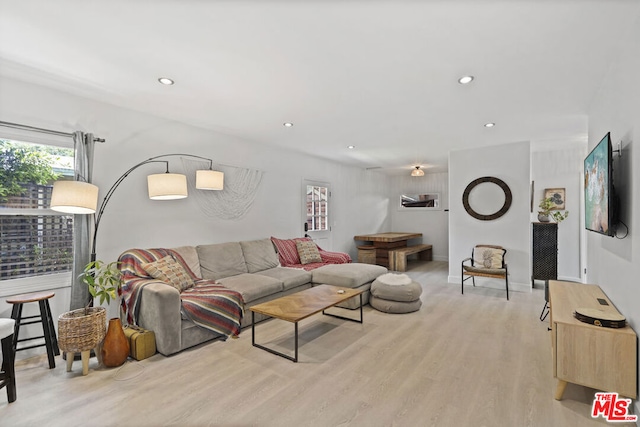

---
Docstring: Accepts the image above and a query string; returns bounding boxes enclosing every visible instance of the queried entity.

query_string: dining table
[353,232,423,268]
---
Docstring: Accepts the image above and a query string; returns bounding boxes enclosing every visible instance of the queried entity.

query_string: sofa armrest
[136,282,182,356]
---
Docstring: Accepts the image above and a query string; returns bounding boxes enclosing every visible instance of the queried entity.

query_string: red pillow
[270,236,311,266]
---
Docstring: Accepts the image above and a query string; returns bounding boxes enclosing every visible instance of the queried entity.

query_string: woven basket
[58,307,107,353]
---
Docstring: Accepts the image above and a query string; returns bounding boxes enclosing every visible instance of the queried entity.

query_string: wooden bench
[389,244,432,271]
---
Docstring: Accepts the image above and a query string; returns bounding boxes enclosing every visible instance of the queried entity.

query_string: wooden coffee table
[250,284,364,362]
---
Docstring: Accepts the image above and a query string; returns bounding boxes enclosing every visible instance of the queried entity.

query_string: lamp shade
[147,173,188,200]
[50,180,99,214]
[195,170,224,190]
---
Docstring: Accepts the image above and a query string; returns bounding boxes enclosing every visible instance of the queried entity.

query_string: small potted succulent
[538,197,569,223]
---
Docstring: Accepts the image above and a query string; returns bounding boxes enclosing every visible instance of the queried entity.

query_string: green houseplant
[538,197,569,223]
[79,260,129,367]
[79,260,123,308]
[58,260,128,373]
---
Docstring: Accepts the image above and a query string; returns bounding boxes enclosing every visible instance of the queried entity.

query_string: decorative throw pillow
[473,247,504,269]
[271,236,303,265]
[296,240,322,264]
[142,255,195,292]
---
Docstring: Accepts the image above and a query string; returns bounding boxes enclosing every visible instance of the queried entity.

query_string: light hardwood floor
[2,261,636,426]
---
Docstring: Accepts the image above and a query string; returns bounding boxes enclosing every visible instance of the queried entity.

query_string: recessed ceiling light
[484,122,495,128]
[347,145,355,149]
[458,75,474,84]
[158,77,174,85]
[283,122,293,127]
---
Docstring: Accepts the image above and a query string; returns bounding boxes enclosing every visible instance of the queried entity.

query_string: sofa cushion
[312,263,388,288]
[142,255,195,292]
[216,273,283,303]
[296,240,322,264]
[256,267,312,291]
[170,246,202,278]
[240,238,280,273]
[197,242,248,280]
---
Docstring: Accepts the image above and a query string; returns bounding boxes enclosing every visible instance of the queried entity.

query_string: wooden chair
[0,318,17,403]
[461,245,509,300]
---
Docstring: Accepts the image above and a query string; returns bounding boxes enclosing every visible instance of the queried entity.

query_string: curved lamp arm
[89,153,216,260]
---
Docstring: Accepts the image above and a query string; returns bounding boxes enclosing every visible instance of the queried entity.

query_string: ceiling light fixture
[484,122,495,128]
[347,145,355,149]
[458,75,474,84]
[411,166,425,177]
[283,122,293,127]
[158,77,175,85]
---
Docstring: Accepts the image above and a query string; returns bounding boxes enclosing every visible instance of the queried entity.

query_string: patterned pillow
[271,237,303,265]
[296,240,322,264]
[142,255,195,292]
[473,247,504,269]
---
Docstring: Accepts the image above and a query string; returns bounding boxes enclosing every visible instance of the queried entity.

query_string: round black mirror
[462,176,512,221]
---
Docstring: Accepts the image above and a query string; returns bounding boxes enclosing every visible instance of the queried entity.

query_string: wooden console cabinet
[549,280,637,400]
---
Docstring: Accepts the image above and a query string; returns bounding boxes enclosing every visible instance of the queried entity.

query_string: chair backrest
[472,245,506,268]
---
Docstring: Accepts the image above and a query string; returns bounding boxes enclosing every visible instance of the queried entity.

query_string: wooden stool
[0,319,17,402]
[357,245,376,264]
[6,291,60,369]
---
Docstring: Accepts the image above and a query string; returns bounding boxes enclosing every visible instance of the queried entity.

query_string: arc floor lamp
[49,153,223,261]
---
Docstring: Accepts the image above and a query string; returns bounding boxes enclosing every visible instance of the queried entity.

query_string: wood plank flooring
[2,261,635,426]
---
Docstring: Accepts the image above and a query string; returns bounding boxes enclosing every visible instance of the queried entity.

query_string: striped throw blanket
[119,248,244,338]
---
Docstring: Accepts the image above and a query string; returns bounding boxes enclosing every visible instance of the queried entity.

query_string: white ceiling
[1,1,639,174]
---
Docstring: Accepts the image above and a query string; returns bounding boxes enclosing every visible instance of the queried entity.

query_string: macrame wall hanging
[182,158,264,220]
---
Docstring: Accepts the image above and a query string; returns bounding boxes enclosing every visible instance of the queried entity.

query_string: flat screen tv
[584,132,617,236]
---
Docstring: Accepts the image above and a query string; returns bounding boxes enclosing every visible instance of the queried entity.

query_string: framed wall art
[544,188,565,210]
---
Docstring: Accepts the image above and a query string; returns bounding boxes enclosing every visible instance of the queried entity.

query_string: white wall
[0,76,391,358]
[530,145,586,282]
[390,172,449,261]
[449,141,531,293]
[586,17,639,409]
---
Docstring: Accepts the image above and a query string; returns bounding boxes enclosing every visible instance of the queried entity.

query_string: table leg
[322,295,364,324]
[251,312,298,362]
[554,380,568,400]
[294,322,298,363]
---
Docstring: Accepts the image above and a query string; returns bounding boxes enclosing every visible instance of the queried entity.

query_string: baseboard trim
[448,275,531,293]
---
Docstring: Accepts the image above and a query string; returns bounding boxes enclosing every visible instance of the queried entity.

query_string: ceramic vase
[101,318,129,367]
[537,213,550,223]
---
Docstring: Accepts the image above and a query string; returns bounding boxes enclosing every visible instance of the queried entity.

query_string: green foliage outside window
[0,140,62,200]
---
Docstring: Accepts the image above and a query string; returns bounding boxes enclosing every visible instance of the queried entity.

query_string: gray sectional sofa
[120,238,387,356]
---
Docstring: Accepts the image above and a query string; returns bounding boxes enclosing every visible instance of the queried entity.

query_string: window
[0,138,74,294]
[305,185,329,231]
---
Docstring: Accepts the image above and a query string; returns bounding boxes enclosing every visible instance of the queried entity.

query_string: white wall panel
[449,141,531,293]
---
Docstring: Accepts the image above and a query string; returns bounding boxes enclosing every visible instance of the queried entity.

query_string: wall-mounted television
[584,132,617,236]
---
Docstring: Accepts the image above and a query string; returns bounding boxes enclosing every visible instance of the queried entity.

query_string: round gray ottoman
[370,273,422,314]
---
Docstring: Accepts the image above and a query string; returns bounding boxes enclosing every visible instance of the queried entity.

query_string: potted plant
[79,260,129,367]
[57,260,128,374]
[79,260,123,307]
[538,197,569,223]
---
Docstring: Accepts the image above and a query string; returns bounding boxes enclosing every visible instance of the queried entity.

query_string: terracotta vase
[101,318,129,367]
